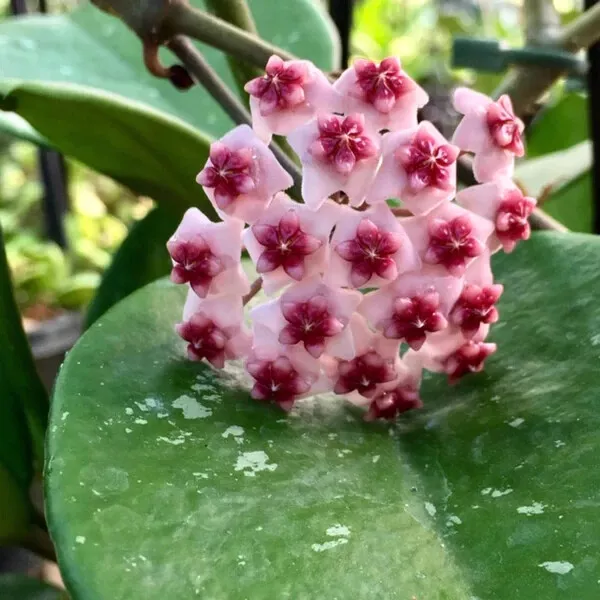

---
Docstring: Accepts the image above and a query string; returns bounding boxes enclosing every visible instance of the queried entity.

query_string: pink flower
[334,351,397,397]
[167,208,249,298]
[243,193,341,294]
[169,56,531,421]
[246,356,313,410]
[196,125,293,223]
[245,55,339,141]
[288,113,380,209]
[360,271,463,350]
[450,283,503,339]
[405,326,494,384]
[368,121,459,214]
[443,340,497,384]
[176,292,251,368]
[245,327,322,410]
[404,203,494,277]
[251,276,362,359]
[328,204,420,289]
[365,381,422,421]
[452,88,524,182]
[334,57,428,131]
[456,180,536,253]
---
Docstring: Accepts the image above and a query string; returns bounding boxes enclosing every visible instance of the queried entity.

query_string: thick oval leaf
[0,575,62,600]
[84,206,180,328]
[541,172,593,234]
[524,93,591,231]
[527,93,589,158]
[0,111,47,146]
[47,232,600,599]
[0,83,213,216]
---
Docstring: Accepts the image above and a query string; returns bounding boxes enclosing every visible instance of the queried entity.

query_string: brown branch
[243,277,263,305]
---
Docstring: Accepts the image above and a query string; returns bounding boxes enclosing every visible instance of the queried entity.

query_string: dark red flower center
[334,350,397,398]
[252,210,322,281]
[381,291,447,350]
[335,218,403,287]
[424,216,483,276]
[176,314,228,368]
[396,130,458,193]
[310,114,377,175]
[450,284,503,338]
[278,295,344,358]
[246,356,311,409]
[197,142,256,209]
[354,57,411,113]
[486,95,524,155]
[245,56,308,115]
[167,235,223,298]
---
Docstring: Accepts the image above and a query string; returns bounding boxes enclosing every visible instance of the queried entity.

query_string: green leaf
[0,462,31,544]
[0,111,47,146]
[85,206,180,328]
[540,172,593,234]
[0,575,62,600]
[514,141,591,198]
[524,92,592,231]
[1,83,213,216]
[47,232,600,599]
[0,223,46,469]
[527,93,589,158]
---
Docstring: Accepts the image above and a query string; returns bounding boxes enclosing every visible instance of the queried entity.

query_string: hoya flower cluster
[167,55,534,420]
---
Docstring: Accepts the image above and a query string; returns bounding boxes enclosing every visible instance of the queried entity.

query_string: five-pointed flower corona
[167,53,530,421]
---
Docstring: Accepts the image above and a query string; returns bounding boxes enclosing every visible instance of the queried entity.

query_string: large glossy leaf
[524,93,592,231]
[0,575,63,600]
[84,206,180,328]
[47,232,600,599]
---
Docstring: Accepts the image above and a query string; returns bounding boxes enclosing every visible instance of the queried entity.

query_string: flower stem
[167,36,303,191]
[243,277,263,305]
[166,3,295,68]
[204,0,262,96]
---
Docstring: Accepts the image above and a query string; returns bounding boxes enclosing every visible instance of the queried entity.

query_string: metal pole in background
[328,0,353,68]
[9,0,70,248]
[585,0,600,233]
